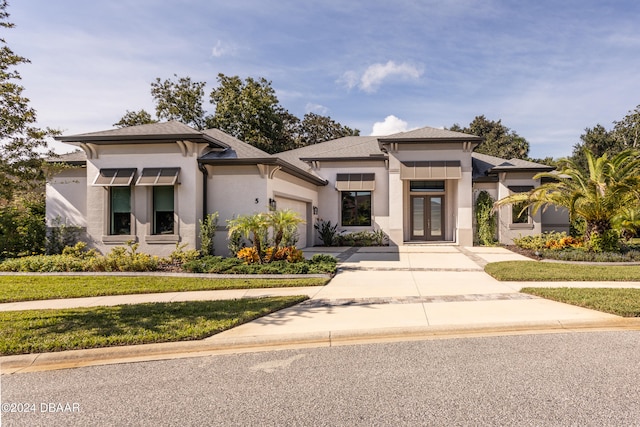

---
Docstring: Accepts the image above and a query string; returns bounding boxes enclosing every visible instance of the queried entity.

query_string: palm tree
[495,148,640,250]
[266,209,305,262]
[227,213,269,262]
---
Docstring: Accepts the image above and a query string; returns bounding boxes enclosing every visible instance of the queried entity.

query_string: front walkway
[211,246,623,339]
[4,245,640,374]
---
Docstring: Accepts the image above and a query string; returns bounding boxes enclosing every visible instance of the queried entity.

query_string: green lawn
[485,261,640,281]
[522,287,640,317]
[0,275,328,303]
[0,296,307,355]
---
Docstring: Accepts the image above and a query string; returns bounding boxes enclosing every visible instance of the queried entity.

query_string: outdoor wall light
[255,198,259,204]
[268,198,277,210]
[313,206,318,215]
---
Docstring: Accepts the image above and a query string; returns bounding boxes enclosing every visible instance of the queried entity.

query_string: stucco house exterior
[47,121,568,256]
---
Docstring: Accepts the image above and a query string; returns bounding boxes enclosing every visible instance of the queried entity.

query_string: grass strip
[521,287,640,317]
[485,261,640,281]
[0,296,307,355]
[0,276,328,303]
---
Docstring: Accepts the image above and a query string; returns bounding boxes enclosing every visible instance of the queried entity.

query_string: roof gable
[378,126,483,142]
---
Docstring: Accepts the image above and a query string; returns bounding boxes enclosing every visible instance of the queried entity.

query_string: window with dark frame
[511,201,530,224]
[110,187,131,235]
[153,186,175,235]
[341,191,371,226]
[508,186,533,225]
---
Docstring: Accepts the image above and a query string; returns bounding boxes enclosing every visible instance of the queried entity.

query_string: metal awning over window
[136,168,180,186]
[335,173,375,191]
[93,168,136,186]
[400,161,461,180]
[508,185,534,193]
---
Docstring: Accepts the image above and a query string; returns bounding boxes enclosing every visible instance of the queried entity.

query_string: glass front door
[411,195,444,241]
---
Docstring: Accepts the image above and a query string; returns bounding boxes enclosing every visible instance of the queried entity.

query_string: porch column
[456,167,474,246]
[387,156,403,245]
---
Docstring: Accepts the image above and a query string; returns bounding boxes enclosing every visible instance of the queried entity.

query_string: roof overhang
[299,155,388,162]
[55,133,228,148]
[198,157,327,186]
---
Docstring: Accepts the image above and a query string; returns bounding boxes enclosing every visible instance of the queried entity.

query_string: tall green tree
[0,1,58,256]
[0,0,57,202]
[117,73,359,153]
[570,124,618,171]
[495,148,640,251]
[207,74,287,153]
[450,115,529,159]
[151,74,207,130]
[113,109,157,128]
[296,113,360,146]
[613,104,640,149]
[571,105,640,169]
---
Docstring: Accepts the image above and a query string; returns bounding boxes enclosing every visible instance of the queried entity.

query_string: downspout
[198,162,208,220]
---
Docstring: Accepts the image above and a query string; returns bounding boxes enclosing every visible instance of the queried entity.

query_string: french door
[410,195,444,241]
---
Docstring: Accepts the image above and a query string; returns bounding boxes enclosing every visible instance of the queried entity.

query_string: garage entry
[274,196,309,248]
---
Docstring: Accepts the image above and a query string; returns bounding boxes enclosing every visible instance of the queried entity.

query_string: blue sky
[7,0,640,158]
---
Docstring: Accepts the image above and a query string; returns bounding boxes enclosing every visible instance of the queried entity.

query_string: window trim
[340,190,372,227]
[508,186,534,229]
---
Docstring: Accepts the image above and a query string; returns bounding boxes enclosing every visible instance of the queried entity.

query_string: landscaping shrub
[335,230,388,246]
[314,219,338,246]
[198,212,219,256]
[475,191,496,246]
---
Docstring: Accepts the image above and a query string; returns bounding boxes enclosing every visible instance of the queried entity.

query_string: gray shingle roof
[46,150,87,164]
[472,152,554,180]
[276,136,384,172]
[55,121,225,146]
[379,126,483,141]
[201,129,274,160]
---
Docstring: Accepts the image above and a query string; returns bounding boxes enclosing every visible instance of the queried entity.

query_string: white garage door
[274,197,308,248]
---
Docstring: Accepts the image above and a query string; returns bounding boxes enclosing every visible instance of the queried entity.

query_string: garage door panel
[275,197,308,248]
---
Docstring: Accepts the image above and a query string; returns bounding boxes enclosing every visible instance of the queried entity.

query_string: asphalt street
[2,331,640,426]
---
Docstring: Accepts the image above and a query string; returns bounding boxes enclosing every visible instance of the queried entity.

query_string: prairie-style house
[47,121,568,256]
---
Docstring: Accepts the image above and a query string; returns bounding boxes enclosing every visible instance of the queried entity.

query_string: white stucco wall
[81,142,205,256]
[496,172,542,244]
[207,164,322,255]
[312,161,390,242]
[388,144,475,246]
[46,167,87,227]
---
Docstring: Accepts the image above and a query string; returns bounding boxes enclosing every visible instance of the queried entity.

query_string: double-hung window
[93,168,136,236]
[137,168,180,236]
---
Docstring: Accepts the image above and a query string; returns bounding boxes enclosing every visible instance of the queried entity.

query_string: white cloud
[370,115,409,136]
[211,40,234,57]
[305,103,330,115]
[340,61,423,93]
[360,61,422,92]
[338,70,359,90]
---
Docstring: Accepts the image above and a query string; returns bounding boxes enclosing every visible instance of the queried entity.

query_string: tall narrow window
[508,186,533,225]
[110,187,131,235]
[153,186,174,234]
[341,191,371,226]
[512,201,530,224]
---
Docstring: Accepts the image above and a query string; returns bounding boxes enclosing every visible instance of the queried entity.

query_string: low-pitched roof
[55,121,227,147]
[47,151,87,165]
[378,126,484,142]
[472,152,554,181]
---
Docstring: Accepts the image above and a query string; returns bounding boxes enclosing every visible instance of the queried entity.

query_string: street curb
[3,318,640,375]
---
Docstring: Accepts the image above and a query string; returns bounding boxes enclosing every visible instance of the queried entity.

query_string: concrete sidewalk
[2,246,640,374]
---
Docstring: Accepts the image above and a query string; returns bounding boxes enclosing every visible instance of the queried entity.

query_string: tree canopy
[116,73,359,153]
[450,115,530,160]
[571,105,640,170]
[495,148,640,251]
[0,0,59,256]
